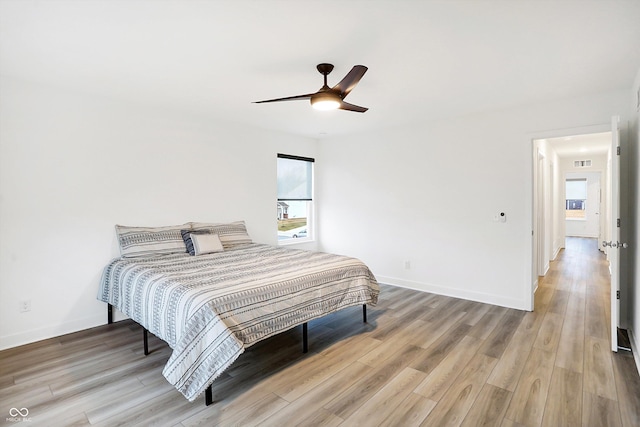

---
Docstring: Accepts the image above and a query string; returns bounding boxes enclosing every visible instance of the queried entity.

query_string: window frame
[565,178,587,221]
[277,153,315,245]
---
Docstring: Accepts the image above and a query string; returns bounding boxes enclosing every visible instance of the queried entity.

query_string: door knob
[603,241,630,249]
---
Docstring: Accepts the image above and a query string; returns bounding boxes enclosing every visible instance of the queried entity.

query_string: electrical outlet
[403,260,411,270]
[19,300,31,313]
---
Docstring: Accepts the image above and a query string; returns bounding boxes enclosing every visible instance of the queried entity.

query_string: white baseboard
[629,329,640,376]
[376,275,527,311]
[0,314,105,351]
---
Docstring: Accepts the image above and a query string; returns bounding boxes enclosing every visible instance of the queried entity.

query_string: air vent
[573,160,592,168]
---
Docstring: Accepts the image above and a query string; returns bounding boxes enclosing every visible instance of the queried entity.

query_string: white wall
[0,76,317,350]
[317,89,631,311]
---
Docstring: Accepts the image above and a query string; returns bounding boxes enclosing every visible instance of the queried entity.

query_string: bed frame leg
[143,328,149,356]
[205,385,213,406]
[107,304,113,324]
[363,304,367,323]
[302,322,308,353]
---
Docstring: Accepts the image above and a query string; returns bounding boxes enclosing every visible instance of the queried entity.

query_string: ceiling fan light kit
[254,63,368,113]
[310,92,341,110]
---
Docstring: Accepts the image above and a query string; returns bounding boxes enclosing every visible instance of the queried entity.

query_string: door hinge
[617,290,621,299]
[617,146,621,155]
[617,218,621,228]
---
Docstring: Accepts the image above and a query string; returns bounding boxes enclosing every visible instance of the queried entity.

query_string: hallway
[534,236,639,425]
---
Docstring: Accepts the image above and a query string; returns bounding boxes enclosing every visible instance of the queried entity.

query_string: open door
[603,116,628,352]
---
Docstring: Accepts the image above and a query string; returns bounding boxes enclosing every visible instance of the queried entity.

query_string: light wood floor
[1,237,639,426]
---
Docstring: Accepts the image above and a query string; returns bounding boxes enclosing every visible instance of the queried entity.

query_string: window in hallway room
[566,178,587,219]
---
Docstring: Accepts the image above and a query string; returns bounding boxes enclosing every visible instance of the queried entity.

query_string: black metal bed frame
[107,303,368,406]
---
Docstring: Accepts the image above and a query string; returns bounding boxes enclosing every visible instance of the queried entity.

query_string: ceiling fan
[253,63,368,113]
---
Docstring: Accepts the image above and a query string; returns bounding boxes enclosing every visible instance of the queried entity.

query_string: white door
[586,174,601,237]
[607,116,621,352]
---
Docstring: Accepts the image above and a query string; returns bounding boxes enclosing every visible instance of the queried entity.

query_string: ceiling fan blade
[332,65,368,98]
[339,101,368,113]
[253,93,317,104]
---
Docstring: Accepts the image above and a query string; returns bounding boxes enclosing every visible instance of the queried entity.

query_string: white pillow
[191,233,224,255]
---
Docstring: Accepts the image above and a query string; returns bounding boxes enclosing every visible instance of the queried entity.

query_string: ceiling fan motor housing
[316,63,334,75]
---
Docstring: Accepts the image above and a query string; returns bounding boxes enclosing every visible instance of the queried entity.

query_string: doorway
[532,129,613,307]
[565,172,602,240]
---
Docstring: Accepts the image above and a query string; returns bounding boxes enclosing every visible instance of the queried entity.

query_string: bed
[97,221,379,404]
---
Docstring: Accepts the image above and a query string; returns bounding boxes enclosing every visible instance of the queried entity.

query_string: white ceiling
[2,0,640,139]
[545,132,612,158]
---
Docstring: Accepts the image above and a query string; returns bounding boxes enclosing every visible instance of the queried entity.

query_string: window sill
[278,238,315,246]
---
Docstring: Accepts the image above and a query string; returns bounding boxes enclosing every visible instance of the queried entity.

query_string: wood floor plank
[420,353,498,427]
[410,322,472,375]
[547,289,570,315]
[271,336,379,402]
[486,317,538,392]
[582,392,622,427]
[501,418,528,427]
[260,361,372,427]
[421,297,468,323]
[584,335,618,401]
[478,311,524,359]
[541,367,582,427]
[85,376,174,424]
[342,367,427,426]
[388,292,435,319]
[414,335,483,401]
[378,392,436,427]
[325,344,424,419]
[533,311,564,353]
[215,392,289,427]
[460,384,512,427]
[504,347,555,426]
[585,289,609,340]
[295,409,343,427]
[467,306,508,340]
[554,289,586,374]
[459,301,493,327]
[409,311,467,350]
[358,318,429,367]
[611,352,640,427]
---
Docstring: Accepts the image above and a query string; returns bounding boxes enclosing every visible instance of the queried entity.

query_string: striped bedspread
[97,243,379,401]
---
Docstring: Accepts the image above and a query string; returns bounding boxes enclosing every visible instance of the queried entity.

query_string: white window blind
[277,154,314,201]
[566,179,587,200]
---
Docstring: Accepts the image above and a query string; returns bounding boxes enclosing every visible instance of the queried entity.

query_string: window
[566,178,587,219]
[277,154,314,243]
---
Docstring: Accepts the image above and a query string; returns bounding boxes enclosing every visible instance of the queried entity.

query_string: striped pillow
[189,220,253,249]
[115,224,189,258]
[181,229,214,256]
